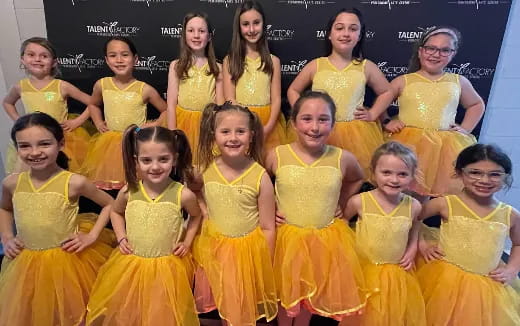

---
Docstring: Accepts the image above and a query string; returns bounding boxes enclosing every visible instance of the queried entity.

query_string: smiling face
[185,16,210,54]
[136,140,176,186]
[372,154,415,197]
[214,111,253,159]
[328,12,361,55]
[105,40,137,77]
[21,42,56,78]
[15,125,62,171]
[459,160,507,198]
[292,97,334,151]
[239,9,264,45]
[418,33,456,74]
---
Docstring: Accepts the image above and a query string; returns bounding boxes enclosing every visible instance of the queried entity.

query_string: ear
[58,138,65,151]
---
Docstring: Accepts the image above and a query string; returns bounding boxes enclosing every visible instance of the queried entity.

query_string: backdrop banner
[44,0,512,136]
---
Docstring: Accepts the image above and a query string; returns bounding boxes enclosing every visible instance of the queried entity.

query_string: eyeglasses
[462,168,507,182]
[421,45,455,57]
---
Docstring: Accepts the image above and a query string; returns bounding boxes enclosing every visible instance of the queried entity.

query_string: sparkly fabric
[20,78,68,123]
[275,144,342,228]
[312,57,366,122]
[178,63,216,111]
[101,77,147,131]
[125,181,184,258]
[356,192,412,265]
[236,56,271,106]
[398,73,460,130]
[203,161,264,237]
[440,195,511,275]
[13,171,78,250]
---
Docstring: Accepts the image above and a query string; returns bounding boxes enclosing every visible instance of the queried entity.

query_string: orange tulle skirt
[81,131,125,190]
[418,260,520,326]
[249,105,287,153]
[176,105,202,166]
[388,127,476,196]
[0,227,112,326]
[193,220,278,326]
[86,250,198,326]
[274,219,371,321]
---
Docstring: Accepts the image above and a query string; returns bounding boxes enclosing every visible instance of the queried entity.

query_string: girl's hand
[489,266,518,285]
[118,237,133,255]
[334,205,344,218]
[399,246,417,271]
[173,242,189,257]
[384,119,405,133]
[61,232,96,253]
[353,107,375,122]
[419,240,444,263]
[275,209,287,227]
[94,121,109,133]
[449,124,470,135]
[2,237,24,259]
[61,118,83,132]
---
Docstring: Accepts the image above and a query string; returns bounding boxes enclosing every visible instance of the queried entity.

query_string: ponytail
[122,124,140,191]
[171,129,193,183]
[56,151,69,170]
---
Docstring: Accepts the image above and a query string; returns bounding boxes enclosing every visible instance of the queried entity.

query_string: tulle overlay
[193,266,217,313]
[86,250,198,326]
[64,127,91,173]
[4,142,26,174]
[388,127,476,196]
[249,105,287,153]
[327,120,384,181]
[274,219,371,320]
[418,260,520,326]
[176,105,202,165]
[81,131,125,190]
[193,220,278,325]
[0,227,113,326]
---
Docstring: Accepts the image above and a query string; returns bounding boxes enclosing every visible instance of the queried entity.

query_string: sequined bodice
[312,57,366,122]
[440,195,510,275]
[235,56,271,106]
[101,77,147,131]
[178,63,216,111]
[125,181,184,258]
[13,171,79,250]
[20,78,68,123]
[275,145,342,228]
[398,73,461,129]
[356,192,412,264]
[203,161,264,237]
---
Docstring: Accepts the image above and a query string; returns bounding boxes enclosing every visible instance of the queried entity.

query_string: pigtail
[122,124,139,191]
[248,110,264,166]
[171,129,194,183]
[56,151,69,170]
[198,103,220,171]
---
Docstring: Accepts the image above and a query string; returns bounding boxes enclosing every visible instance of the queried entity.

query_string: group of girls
[0,0,517,325]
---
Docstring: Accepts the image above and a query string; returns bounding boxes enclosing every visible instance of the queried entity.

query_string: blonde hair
[371,141,418,175]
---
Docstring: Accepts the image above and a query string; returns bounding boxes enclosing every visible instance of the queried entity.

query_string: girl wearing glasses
[418,143,520,325]
[384,26,485,197]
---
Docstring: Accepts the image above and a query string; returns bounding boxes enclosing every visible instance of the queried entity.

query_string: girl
[83,36,167,190]
[385,26,485,197]
[193,102,278,325]
[0,112,114,326]
[265,91,368,325]
[287,8,393,179]
[418,144,520,325]
[2,37,92,173]
[86,126,201,325]
[343,141,426,326]
[223,0,286,153]
[166,12,224,164]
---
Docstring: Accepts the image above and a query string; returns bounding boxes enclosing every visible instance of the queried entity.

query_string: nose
[311,120,319,131]
[30,146,42,156]
[249,25,254,34]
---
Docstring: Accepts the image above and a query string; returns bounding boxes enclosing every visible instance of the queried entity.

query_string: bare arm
[143,83,167,127]
[173,187,202,257]
[343,193,361,221]
[457,75,485,133]
[264,56,282,137]
[286,59,317,107]
[356,60,394,121]
[88,80,108,132]
[61,81,92,131]
[222,56,237,102]
[399,199,422,270]
[382,76,406,133]
[0,175,24,259]
[110,187,133,254]
[2,84,22,121]
[215,63,225,105]
[338,150,364,211]
[489,208,520,284]
[258,172,276,256]
[166,60,180,129]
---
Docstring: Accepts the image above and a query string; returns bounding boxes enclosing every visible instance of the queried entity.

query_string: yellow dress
[389,73,476,196]
[273,144,370,321]
[82,77,147,189]
[86,180,198,326]
[5,78,91,174]
[311,57,384,180]
[193,161,278,325]
[236,56,287,152]
[418,195,520,325]
[0,171,112,326]
[176,63,216,165]
[352,191,426,326]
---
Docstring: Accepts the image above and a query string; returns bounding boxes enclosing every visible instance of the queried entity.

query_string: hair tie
[135,127,141,133]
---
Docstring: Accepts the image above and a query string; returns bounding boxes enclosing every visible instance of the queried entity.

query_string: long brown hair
[408,26,461,73]
[176,12,219,80]
[228,0,273,82]
[122,125,193,191]
[198,102,264,170]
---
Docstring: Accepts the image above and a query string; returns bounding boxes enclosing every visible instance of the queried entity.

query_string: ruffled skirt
[176,105,202,166]
[86,250,198,326]
[388,127,476,196]
[193,220,278,325]
[249,105,287,153]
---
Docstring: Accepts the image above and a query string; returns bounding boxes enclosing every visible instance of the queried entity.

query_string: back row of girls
[3,1,485,200]
[1,91,518,325]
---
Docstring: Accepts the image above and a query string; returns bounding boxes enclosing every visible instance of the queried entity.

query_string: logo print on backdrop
[71,0,88,5]
[266,25,295,41]
[86,21,140,37]
[445,63,495,80]
[199,0,244,7]
[447,0,510,9]
[161,24,183,38]
[315,30,375,41]
[129,0,174,5]
[135,56,170,74]
[359,0,421,9]
[277,1,336,9]
[377,61,408,79]
[57,54,105,72]
[398,26,435,43]
[281,60,308,75]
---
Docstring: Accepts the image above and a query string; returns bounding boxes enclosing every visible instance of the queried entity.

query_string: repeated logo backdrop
[44,0,512,136]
